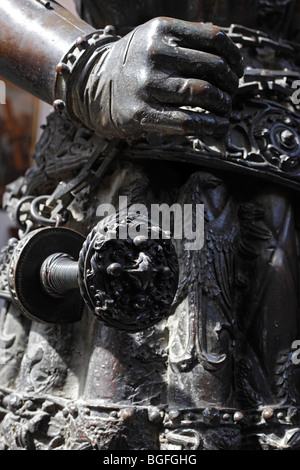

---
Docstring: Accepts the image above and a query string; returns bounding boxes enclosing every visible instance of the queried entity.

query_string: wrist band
[53,25,120,123]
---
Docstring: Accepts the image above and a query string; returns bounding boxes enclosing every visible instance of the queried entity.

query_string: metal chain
[14,138,121,236]
[226,24,299,54]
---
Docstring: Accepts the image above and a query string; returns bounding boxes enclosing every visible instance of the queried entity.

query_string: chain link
[14,138,121,236]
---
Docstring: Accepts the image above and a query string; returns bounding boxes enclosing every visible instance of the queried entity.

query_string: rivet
[148,406,162,423]
[53,99,66,112]
[233,411,244,423]
[76,36,88,47]
[67,53,76,62]
[55,63,70,75]
[280,129,296,146]
[222,413,230,421]
[68,404,78,417]
[122,408,134,420]
[106,263,123,277]
[133,235,148,247]
[169,409,180,421]
[262,408,274,420]
[24,400,36,411]
[104,25,116,36]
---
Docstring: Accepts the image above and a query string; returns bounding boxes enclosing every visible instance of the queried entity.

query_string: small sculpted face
[193,172,229,223]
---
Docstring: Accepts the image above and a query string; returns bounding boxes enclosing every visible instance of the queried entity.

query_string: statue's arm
[0,0,243,139]
[0,0,95,103]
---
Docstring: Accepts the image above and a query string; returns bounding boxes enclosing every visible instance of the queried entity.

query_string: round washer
[9,227,85,324]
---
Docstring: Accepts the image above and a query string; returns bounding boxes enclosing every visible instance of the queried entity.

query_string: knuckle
[216,56,229,73]
[230,72,239,89]
[143,78,156,96]
[206,85,232,112]
[145,17,171,57]
[179,79,208,104]
[220,92,232,114]
[214,29,228,48]
[137,71,154,96]
[214,29,235,58]
[147,40,165,60]
[131,103,149,125]
[224,92,232,108]
[148,16,169,33]
[212,25,222,37]
[215,28,227,39]
[178,79,195,97]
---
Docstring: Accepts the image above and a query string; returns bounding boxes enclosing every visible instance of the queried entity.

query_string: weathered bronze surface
[0,0,300,451]
[0,0,94,103]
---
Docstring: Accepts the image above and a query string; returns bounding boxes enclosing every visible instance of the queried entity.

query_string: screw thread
[40,253,78,297]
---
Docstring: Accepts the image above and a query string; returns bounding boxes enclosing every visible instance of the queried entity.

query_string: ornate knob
[78,214,179,331]
[7,214,179,332]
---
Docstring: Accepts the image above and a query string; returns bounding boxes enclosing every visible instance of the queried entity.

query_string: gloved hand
[72,17,244,139]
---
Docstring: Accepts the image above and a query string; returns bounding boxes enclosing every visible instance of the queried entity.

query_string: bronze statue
[0,0,299,450]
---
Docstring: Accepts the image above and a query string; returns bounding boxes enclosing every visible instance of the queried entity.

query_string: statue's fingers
[139,105,229,137]
[152,45,240,95]
[148,77,232,117]
[152,17,243,78]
